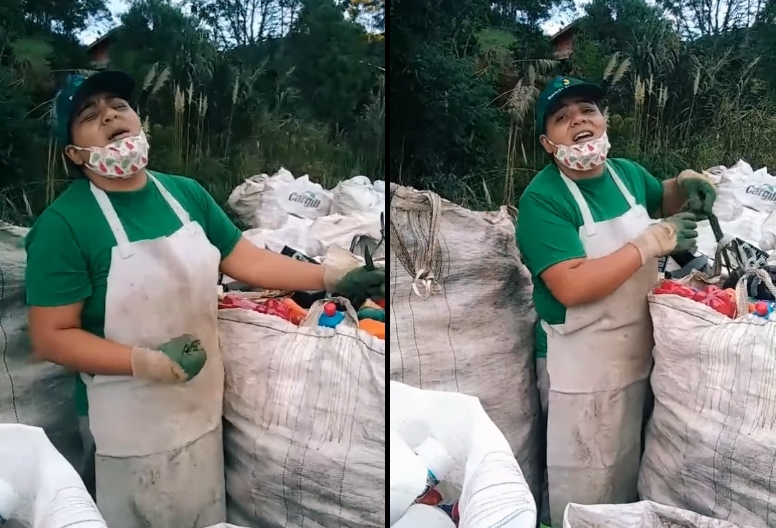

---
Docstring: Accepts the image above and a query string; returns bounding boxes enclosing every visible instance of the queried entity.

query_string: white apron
[542,162,657,527]
[81,174,226,528]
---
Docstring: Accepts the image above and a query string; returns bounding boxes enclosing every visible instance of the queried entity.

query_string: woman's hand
[324,266,385,300]
[677,170,716,217]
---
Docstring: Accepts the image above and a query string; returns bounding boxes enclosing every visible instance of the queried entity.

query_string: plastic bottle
[318,302,345,328]
[0,476,20,526]
[392,504,457,528]
[754,301,774,319]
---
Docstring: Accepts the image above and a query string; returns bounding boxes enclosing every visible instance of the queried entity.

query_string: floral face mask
[549,132,611,172]
[72,132,149,179]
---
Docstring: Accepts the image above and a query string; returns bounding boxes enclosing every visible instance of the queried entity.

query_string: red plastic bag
[653,280,736,318]
[653,280,696,299]
[218,295,296,323]
[218,294,259,310]
[691,285,737,318]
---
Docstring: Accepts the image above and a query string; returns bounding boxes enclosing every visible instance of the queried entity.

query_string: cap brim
[551,82,605,106]
[71,70,135,113]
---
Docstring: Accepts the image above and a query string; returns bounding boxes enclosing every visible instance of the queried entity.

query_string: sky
[78,0,588,44]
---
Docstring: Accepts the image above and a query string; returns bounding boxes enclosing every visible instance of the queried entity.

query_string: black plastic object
[666,255,711,280]
[741,265,776,301]
[281,245,319,264]
[709,213,769,272]
[291,290,327,309]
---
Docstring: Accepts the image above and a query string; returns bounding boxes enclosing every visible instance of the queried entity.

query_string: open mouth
[573,131,595,142]
[108,128,131,141]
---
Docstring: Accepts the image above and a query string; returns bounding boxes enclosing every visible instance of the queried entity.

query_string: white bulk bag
[563,500,750,527]
[271,174,333,222]
[219,298,385,528]
[391,381,536,528]
[309,213,384,259]
[0,223,83,468]
[0,424,105,527]
[331,176,382,216]
[640,270,776,527]
[226,168,295,229]
[389,185,542,501]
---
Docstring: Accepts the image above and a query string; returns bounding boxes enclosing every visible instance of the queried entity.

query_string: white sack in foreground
[391,381,536,528]
[0,424,105,527]
[388,184,542,502]
[0,223,83,468]
[219,299,385,528]
[563,501,750,528]
[640,284,776,527]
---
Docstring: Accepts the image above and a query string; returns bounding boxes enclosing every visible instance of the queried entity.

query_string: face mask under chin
[72,132,150,179]
[550,132,611,172]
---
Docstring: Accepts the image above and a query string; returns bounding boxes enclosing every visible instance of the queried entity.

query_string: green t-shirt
[516,159,664,359]
[25,171,243,416]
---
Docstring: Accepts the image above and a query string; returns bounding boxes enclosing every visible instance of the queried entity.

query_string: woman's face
[65,92,142,166]
[540,95,606,154]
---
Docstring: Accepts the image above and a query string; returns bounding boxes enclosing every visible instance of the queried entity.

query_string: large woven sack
[388,184,541,501]
[219,298,385,528]
[640,270,776,527]
[0,224,82,467]
[563,501,750,527]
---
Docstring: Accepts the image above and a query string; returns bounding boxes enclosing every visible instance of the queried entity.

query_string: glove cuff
[322,264,354,293]
[130,347,187,383]
[677,169,712,187]
[630,223,677,265]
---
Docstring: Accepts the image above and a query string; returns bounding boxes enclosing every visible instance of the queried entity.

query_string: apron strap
[558,171,597,235]
[90,173,197,259]
[147,174,198,235]
[89,182,135,258]
[605,161,638,208]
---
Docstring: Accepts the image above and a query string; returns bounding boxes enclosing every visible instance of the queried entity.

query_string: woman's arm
[220,237,327,292]
[29,303,133,375]
[541,245,643,307]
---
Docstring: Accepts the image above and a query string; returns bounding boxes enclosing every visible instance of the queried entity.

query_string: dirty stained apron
[80,174,226,528]
[542,162,657,527]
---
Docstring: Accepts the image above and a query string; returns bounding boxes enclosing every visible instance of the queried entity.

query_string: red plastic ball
[323,302,337,317]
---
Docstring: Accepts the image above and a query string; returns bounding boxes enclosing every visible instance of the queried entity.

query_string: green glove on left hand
[324,266,385,300]
[677,170,716,217]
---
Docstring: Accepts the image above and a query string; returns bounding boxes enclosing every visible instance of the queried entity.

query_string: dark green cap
[535,76,604,137]
[52,70,135,146]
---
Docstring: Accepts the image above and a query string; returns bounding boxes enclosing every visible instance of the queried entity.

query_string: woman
[25,70,384,528]
[516,76,716,527]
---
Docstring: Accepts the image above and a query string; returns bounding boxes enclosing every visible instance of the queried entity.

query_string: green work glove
[629,212,698,265]
[677,170,716,218]
[324,265,385,301]
[130,334,207,383]
[357,307,386,322]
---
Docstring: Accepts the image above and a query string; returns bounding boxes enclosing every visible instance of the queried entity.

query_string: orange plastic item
[358,319,385,340]
[281,298,308,325]
[724,288,736,304]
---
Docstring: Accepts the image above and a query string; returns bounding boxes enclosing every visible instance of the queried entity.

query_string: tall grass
[457,49,776,211]
[1,61,385,225]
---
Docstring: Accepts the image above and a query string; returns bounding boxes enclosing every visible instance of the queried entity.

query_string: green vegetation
[390,0,776,208]
[0,0,385,225]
